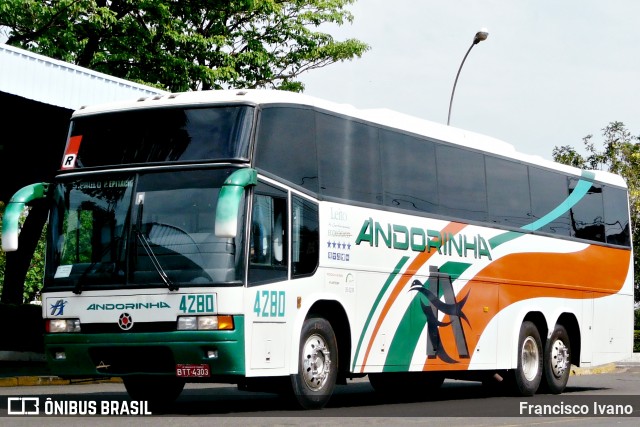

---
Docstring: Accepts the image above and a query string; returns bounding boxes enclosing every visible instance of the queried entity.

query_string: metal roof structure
[0,43,167,110]
[0,43,168,204]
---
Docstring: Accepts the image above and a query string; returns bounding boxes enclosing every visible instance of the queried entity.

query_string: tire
[511,321,543,396]
[123,375,185,411]
[290,317,338,409]
[541,324,571,394]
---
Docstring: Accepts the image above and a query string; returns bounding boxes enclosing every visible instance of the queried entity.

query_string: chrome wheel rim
[301,333,331,391]
[550,338,569,378]
[521,336,540,381]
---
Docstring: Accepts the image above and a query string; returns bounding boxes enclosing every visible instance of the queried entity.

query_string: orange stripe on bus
[359,221,467,372]
[421,244,631,371]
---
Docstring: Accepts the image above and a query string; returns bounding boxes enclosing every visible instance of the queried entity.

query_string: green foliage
[635,329,640,353]
[23,223,46,303]
[0,0,370,92]
[553,122,640,303]
[0,201,46,303]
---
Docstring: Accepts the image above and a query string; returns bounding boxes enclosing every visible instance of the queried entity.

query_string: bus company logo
[87,302,170,310]
[356,218,492,260]
[410,265,470,363]
[118,313,134,330]
[50,299,68,316]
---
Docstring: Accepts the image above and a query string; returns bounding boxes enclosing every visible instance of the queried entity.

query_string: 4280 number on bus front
[179,294,215,313]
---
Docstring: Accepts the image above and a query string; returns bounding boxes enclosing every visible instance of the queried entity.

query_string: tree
[553,122,640,303]
[0,0,370,92]
[0,202,46,303]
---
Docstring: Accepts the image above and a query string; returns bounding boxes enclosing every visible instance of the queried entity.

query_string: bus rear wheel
[541,324,571,394]
[290,317,338,409]
[510,321,543,396]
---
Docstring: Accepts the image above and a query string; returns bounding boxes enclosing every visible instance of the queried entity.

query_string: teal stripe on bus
[489,171,596,249]
[352,256,409,371]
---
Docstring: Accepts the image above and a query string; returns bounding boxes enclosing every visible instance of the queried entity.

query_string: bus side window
[250,195,271,264]
[248,183,288,285]
[292,196,319,278]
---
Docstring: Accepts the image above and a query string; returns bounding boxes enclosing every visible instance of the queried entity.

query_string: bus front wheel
[511,321,543,396]
[541,324,571,394]
[290,317,338,409]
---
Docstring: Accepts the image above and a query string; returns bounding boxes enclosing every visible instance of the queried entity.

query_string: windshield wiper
[136,230,179,291]
[73,238,120,295]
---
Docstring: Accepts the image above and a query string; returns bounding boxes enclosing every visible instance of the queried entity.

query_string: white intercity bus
[2,89,634,409]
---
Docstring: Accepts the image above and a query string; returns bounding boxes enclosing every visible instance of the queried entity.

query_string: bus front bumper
[43,320,245,379]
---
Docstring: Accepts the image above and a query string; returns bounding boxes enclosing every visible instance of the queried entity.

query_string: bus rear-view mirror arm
[1,182,50,252]
[215,168,257,238]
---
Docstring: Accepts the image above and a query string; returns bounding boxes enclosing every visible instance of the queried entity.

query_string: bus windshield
[46,168,245,291]
[67,106,254,168]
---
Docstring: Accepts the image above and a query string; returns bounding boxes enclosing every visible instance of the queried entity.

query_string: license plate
[176,364,210,378]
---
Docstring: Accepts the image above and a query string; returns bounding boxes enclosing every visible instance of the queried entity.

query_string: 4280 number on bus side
[253,290,285,318]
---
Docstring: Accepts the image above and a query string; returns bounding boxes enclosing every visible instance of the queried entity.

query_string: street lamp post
[447,28,489,126]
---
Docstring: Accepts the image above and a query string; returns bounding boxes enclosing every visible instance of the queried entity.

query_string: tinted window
[292,196,319,277]
[486,157,531,227]
[255,107,319,192]
[132,169,242,285]
[381,130,438,213]
[568,179,605,242]
[68,106,254,168]
[248,182,288,285]
[529,167,571,236]
[317,113,382,204]
[436,145,487,222]
[603,186,631,246]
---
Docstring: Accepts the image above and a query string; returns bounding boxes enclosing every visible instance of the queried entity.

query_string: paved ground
[1,353,638,387]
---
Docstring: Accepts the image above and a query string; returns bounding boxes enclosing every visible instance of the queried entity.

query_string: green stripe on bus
[352,256,409,371]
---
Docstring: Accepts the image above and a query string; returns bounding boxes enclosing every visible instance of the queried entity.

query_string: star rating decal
[326,240,351,250]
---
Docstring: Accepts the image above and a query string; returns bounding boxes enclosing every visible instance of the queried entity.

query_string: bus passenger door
[247,182,288,371]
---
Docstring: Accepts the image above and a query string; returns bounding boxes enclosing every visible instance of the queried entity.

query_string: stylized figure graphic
[410,265,470,363]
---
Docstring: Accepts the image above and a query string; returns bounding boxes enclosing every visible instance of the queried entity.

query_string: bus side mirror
[1,183,49,252]
[215,169,257,238]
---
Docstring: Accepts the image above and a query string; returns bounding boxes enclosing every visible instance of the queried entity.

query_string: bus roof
[71,89,627,188]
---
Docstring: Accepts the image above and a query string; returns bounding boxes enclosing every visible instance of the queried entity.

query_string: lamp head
[473,28,489,44]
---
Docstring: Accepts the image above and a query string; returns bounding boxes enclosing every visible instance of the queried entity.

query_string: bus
[1,89,634,409]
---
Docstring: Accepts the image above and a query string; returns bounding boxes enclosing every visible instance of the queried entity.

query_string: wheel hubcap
[521,336,540,381]
[302,333,331,391]
[550,339,569,378]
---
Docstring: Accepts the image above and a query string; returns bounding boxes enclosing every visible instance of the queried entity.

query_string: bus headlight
[46,319,81,333]
[177,315,234,331]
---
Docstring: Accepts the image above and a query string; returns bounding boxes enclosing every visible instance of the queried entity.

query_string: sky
[298,0,640,161]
